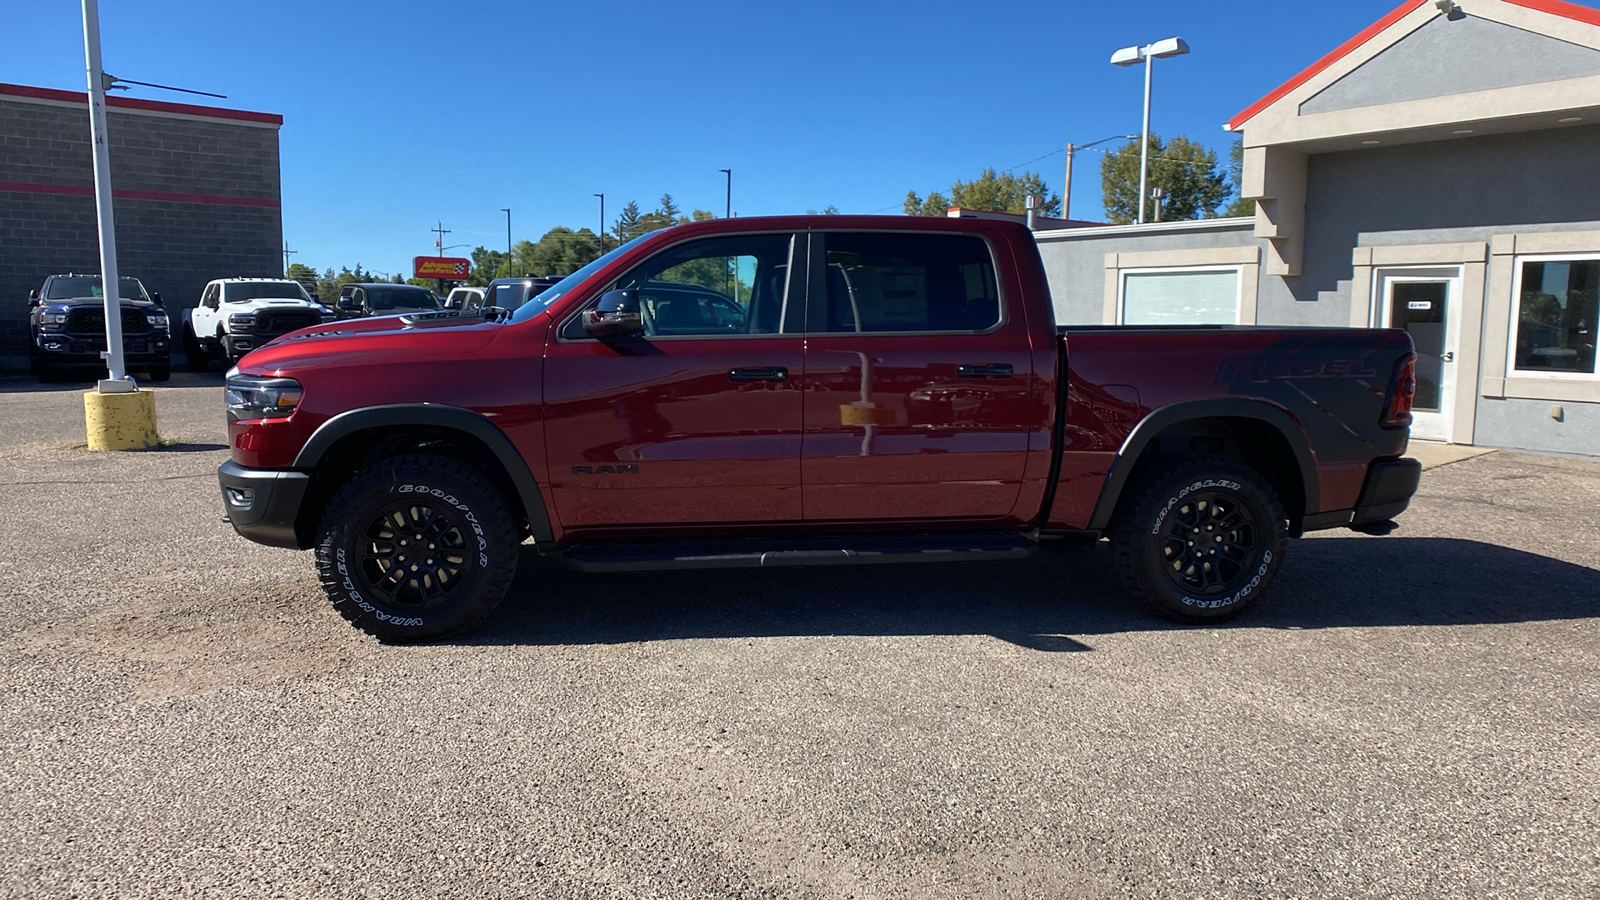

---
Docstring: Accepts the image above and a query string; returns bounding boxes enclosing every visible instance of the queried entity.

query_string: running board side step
[560,534,1038,574]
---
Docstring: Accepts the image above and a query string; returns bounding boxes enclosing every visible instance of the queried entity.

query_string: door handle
[1440,351,1454,362]
[729,366,788,383]
[957,363,1013,378]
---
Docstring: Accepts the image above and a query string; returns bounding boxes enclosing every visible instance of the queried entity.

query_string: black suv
[27,274,172,382]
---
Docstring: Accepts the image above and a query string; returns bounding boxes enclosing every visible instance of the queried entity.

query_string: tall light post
[81,0,129,390]
[500,208,512,276]
[1111,37,1189,224]
[1063,134,1137,221]
[718,168,731,219]
[593,193,605,248]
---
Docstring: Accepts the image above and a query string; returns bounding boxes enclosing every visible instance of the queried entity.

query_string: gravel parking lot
[1,373,1595,899]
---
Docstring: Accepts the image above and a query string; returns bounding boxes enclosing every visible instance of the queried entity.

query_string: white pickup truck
[182,278,335,370]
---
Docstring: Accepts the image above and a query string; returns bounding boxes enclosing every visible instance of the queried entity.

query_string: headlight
[147,313,169,329]
[41,313,67,327]
[228,313,256,329]
[225,375,303,421]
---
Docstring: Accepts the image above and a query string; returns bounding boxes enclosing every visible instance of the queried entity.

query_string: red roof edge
[1502,0,1600,26]
[1226,0,1428,132]
[0,82,282,126]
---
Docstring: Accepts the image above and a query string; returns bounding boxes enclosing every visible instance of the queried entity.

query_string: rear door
[542,231,806,531]
[800,230,1035,522]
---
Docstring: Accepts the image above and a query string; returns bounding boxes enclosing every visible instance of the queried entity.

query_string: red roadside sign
[414,256,470,279]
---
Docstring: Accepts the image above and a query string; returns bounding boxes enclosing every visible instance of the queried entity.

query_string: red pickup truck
[218,216,1420,641]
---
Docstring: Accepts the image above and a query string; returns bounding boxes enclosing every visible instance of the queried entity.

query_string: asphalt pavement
[0,372,1595,899]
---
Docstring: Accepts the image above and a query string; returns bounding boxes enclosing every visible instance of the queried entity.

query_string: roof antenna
[101,73,226,100]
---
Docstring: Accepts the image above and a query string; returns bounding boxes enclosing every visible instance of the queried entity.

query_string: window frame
[1505,252,1600,382]
[803,229,1008,337]
[1116,264,1244,326]
[557,231,803,342]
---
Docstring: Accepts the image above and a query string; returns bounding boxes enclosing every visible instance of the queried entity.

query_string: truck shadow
[472,537,1599,651]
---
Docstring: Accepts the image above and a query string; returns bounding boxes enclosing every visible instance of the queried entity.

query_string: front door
[543,232,805,532]
[1377,268,1461,442]
[801,230,1035,523]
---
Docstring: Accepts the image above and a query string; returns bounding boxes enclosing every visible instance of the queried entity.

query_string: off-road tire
[147,363,171,382]
[314,454,520,642]
[1109,454,1287,623]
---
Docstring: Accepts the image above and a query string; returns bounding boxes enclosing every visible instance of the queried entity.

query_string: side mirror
[151,292,164,307]
[583,289,643,338]
[337,296,360,311]
[204,296,219,310]
[28,290,40,309]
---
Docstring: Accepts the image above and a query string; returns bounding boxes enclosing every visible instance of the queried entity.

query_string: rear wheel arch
[292,405,552,548]
[1088,400,1317,534]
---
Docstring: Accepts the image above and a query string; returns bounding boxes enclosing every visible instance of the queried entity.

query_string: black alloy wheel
[1156,486,1258,596]
[354,498,476,611]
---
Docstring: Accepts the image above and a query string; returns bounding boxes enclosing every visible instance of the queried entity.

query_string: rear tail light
[1382,352,1416,428]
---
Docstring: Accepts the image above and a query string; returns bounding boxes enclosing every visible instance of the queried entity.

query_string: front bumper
[36,332,170,365]
[217,459,311,549]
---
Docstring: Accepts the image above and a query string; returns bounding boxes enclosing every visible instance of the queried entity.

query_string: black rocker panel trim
[294,404,553,544]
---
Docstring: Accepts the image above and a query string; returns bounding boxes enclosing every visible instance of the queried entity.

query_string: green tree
[1100,134,1231,224]
[467,247,507,286]
[285,262,319,295]
[905,170,1061,217]
[1221,138,1255,218]
[612,201,645,242]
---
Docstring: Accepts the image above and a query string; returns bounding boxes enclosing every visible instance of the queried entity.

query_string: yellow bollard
[83,388,159,451]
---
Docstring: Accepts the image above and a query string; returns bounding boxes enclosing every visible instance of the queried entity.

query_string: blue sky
[7,0,1420,276]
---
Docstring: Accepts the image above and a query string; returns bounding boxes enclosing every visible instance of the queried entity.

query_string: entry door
[1376,268,1461,442]
[801,230,1036,523]
[542,232,805,531]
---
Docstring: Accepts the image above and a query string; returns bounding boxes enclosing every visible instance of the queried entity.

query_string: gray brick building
[0,82,283,368]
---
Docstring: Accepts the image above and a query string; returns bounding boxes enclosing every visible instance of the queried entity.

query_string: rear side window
[819,232,1000,333]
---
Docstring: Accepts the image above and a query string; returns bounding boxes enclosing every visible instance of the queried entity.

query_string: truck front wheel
[314,454,520,642]
[1110,455,1287,622]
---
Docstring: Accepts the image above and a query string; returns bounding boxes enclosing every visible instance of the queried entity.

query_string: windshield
[364,286,440,311]
[45,276,149,302]
[224,281,313,302]
[509,234,655,324]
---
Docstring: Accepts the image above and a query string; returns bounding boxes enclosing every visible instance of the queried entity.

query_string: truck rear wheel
[1109,455,1287,622]
[314,454,520,642]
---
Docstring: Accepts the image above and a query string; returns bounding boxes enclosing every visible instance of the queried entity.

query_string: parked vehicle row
[183,278,336,370]
[216,215,1422,643]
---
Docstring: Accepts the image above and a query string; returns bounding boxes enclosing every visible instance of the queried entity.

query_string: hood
[50,297,158,309]
[239,311,504,371]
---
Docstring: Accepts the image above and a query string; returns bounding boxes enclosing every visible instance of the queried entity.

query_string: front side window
[591,233,794,338]
[1512,256,1598,376]
[820,232,999,333]
[1120,268,1239,325]
[364,287,439,311]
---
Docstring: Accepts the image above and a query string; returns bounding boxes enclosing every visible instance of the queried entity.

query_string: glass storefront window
[1121,269,1240,325]
[1512,257,1598,376]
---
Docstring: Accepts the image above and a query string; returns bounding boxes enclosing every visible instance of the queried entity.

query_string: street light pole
[81,0,129,390]
[593,193,605,248]
[1111,37,1190,225]
[718,168,731,219]
[501,208,512,276]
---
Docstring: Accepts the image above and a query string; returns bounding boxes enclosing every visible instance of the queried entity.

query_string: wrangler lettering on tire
[1110,454,1288,622]
[314,453,519,642]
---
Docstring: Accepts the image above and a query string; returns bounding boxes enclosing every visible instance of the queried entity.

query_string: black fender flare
[1086,398,1320,532]
[294,404,553,543]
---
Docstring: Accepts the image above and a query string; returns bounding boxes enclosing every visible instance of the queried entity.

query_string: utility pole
[1063,135,1137,221]
[593,193,605,248]
[282,240,296,274]
[433,220,451,256]
[718,168,732,219]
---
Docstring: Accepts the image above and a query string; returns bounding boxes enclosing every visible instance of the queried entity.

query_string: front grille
[65,308,145,334]
[256,310,320,335]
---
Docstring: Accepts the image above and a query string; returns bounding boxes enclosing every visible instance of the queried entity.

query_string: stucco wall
[1034,221,1258,325]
